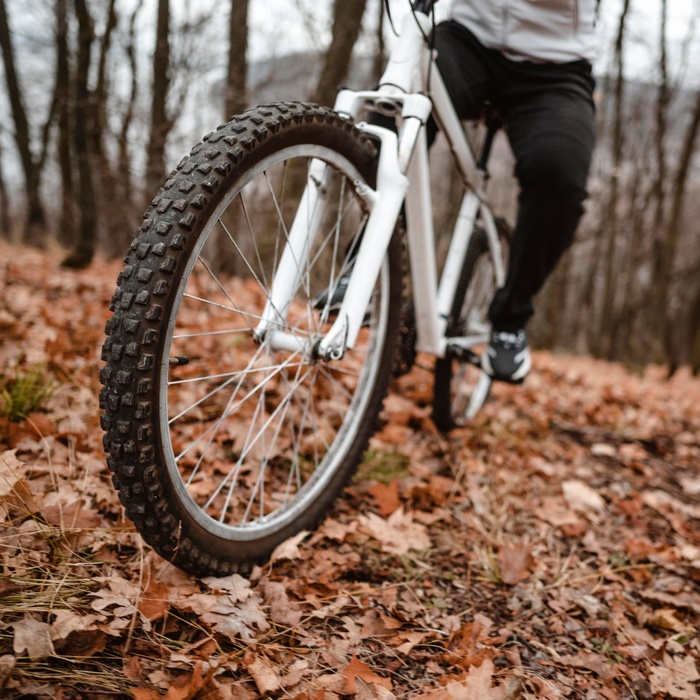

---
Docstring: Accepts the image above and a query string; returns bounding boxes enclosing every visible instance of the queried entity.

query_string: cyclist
[438,0,597,383]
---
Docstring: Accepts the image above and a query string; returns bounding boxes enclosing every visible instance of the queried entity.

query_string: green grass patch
[0,365,58,422]
[357,449,409,484]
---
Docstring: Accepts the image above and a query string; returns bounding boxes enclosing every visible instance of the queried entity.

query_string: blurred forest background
[0,0,698,373]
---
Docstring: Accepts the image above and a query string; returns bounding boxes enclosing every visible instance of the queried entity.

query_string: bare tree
[106,0,144,257]
[145,0,173,199]
[0,126,11,238]
[55,0,76,248]
[645,0,673,360]
[660,88,700,372]
[585,0,631,358]
[225,0,249,119]
[91,0,121,250]
[63,0,98,268]
[0,0,46,244]
[311,0,368,106]
[690,282,700,375]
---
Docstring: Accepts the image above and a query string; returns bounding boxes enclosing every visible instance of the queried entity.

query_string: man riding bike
[439,0,597,383]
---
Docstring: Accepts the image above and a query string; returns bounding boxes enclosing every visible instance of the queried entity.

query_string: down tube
[405,127,443,356]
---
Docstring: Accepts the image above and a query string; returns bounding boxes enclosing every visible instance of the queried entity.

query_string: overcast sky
[0,0,697,194]
[245,0,700,86]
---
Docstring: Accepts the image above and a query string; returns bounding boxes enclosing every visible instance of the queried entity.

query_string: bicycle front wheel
[433,223,510,432]
[100,103,403,576]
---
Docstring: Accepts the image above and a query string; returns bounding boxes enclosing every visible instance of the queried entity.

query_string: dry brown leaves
[1,243,700,699]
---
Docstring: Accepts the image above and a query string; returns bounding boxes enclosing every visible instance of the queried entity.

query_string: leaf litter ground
[0,243,699,699]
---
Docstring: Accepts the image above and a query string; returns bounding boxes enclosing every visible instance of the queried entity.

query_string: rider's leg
[487,65,596,333]
[429,25,596,381]
[480,62,595,382]
[432,20,492,126]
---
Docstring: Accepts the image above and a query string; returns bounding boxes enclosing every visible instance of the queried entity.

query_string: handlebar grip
[411,0,437,15]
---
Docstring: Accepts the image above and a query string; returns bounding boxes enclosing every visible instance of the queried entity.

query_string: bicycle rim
[158,145,389,540]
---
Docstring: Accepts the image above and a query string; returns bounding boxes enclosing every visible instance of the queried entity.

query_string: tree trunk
[662,88,700,371]
[91,0,121,251]
[225,0,249,119]
[0,0,45,244]
[585,0,630,357]
[691,283,700,376]
[145,0,172,199]
[56,0,76,248]
[648,0,672,362]
[0,126,11,238]
[63,0,97,268]
[311,0,368,106]
[109,0,144,258]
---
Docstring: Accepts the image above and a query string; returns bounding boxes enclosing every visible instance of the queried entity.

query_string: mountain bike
[100,0,510,576]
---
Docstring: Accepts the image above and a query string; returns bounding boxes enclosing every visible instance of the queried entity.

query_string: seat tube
[437,191,480,318]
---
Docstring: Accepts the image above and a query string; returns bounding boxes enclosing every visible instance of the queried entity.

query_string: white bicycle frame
[256,10,506,365]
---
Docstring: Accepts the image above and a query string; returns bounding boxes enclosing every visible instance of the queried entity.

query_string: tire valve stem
[169,356,190,366]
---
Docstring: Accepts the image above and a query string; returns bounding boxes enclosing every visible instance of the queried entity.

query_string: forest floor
[1,242,700,699]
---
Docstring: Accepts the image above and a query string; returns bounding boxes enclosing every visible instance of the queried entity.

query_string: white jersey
[449,0,598,64]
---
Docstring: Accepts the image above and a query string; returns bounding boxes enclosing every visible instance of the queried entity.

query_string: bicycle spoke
[237,361,307,524]
[195,254,256,333]
[202,362,314,520]
[173,328,252,340]
[173,348,301,464]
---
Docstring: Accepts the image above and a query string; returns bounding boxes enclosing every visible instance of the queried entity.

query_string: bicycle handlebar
[411,0,438,15]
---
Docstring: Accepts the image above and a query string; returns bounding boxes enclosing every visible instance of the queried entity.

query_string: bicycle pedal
[446,344,481,367]
[313,274,351,311]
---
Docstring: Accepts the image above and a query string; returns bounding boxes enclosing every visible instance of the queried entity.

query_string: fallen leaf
[443,620,492,669]
[176,592,269,642]
[13,617,54,658]
[393,631,430,655]
[50,609,103,642]
[562,480,605,512]
[642,489,700,520]
[91,579,139,619]
[591,443,616,457]
[42,502,103,528]
[369,478,401,517]
[270,530,309,563]
[642,608,694,635]
[138,577,171,622]
[164,663,207,700]
[0,450,25,490]
[201,573,254,602]
[558,652,611,680]
[130,689,161,700]
[343,655,392,694]
[247,656,281,694]
[0,450,39,522]
[680,476,700,496]
[649,654,700,699]
[357,508,431,555]
[0,578,21,598]
[497,543,533,585]
[311,517,357,544]
[641,589,700,616]
[279,659,310,689]
[262,579,302,627]
[0,655,16,693]
[444,658,503,700]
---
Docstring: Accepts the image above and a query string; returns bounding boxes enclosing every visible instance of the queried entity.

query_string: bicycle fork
[254,97,432,362]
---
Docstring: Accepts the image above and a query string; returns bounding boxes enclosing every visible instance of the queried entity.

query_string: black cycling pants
[434,20,596,332]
